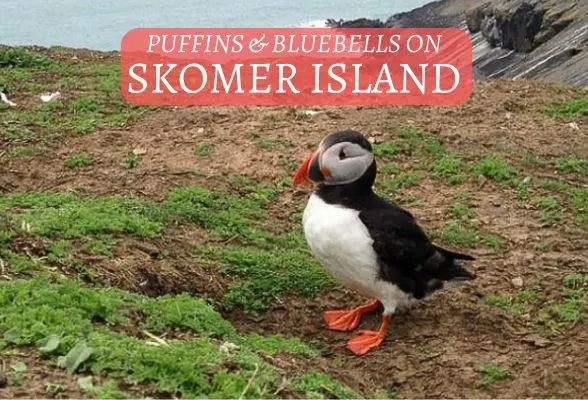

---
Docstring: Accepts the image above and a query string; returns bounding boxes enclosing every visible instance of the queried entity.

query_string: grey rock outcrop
[326,0,588,85]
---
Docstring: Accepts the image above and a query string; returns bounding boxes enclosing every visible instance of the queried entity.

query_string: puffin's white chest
[302,193,413,313]
[302,194,379,295]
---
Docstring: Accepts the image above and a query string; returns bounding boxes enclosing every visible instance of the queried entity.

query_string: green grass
[439,222,479,248]
[536,180,588,223]
[530,196,562,223]
[569,187,588,223]
[471,155,515,181]
[256,138,294,149]
[1,183,331,310]
[79,379,130,399]
[563,273,588,288]
[194,143,214,156]
[439,222,504,250]
[0,182,292,274]
[556,156,588,175]
[474,363,511,386]
[374,124,449,161]
[81,236,117,256]
[381,172,421,192]
[423,136,446,156]
[0,47,53,68]
[444,203,473,219]
[395,125,424,155]
[430,154,466,184]
[540,179,571,193]
[64,153,92,169]
[0,181,279,239]
[201,246,333,313]
[539,274,586,329]
[1,55,147,143]
[8,146,43,157]
[160,185,276,244]
[291,371,362,399]
[513,178,530,200]
[545,97,588,116]
[0,192,162,239]
[484,290,539,317]
[2,128,36,143]
[0,249,40,273]
[0,276,341,398]
[373,142,399,158]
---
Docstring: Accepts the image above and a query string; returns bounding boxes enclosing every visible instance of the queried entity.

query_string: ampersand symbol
[249,35,269,53]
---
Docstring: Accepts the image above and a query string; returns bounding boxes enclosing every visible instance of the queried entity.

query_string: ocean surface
[1,0,431,51]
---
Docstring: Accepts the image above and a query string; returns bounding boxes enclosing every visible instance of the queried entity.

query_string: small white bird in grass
[293,130,476,356]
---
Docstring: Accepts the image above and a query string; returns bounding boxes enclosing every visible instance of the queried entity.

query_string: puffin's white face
[293,136,374,187]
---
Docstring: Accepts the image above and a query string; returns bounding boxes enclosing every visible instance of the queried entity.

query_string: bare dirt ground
[1,47,588,398]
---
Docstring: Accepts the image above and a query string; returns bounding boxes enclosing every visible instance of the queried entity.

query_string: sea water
[1,0,431,51]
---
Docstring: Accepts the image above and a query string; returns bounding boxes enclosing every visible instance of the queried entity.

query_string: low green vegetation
[1,49,147,154]
[201,246,332,313]
[485,274,587,331]
[530,196,562,224]
[484,290,539,317]
[0,192,162,239]
[445,203,473,219]
[2,127,36,142]
[381,171,421,193]
[545,97,588,116]
[194,143,214,156]
[0,182,329,313]
[0,46,53,68]
[0,276,348,398]
[513,177,530,200]
[430,154,466,185]
[292,371,361,399]
[556,156,588,176]
[65,153,93,169]
[471,154,515,181]
[474,363,511,386]
[256,138,294,149]
[539,273,587,330]
[439,222,504,250]
[9,145,43,157]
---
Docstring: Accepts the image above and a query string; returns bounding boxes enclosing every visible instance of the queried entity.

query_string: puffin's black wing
[358,203,475,298]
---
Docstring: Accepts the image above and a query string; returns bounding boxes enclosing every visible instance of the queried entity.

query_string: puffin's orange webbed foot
[346,315,391,355]
[323,300,381,331]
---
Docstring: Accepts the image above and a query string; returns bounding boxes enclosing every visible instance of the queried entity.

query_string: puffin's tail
[429,245,476,281]
[434,245,475,261]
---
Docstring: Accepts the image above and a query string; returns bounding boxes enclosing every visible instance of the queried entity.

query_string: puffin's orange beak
[293,150,319,187]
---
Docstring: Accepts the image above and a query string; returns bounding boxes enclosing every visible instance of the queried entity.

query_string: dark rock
[466,2,491,32]
[325,17,384,28]
[479,2,546,52]
[501,3,545,52]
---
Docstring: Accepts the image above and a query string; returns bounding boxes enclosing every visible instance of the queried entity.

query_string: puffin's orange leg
[323,300,381,331]
[346,314,391,355]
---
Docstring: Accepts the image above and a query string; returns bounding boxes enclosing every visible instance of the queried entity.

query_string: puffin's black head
[293,130,376,188]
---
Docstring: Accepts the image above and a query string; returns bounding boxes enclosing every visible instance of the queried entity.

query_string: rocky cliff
[328,0,588,86]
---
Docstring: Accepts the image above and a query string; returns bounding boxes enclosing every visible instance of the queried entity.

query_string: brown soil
[2,74,588,398]
[0,349,89,399]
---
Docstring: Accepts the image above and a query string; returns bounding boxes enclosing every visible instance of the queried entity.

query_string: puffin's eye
[339,150,347,160]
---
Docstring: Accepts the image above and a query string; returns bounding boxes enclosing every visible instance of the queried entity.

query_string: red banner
[121,28,473,106]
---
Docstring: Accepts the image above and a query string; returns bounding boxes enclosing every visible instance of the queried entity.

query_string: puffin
[293,130,476,356]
